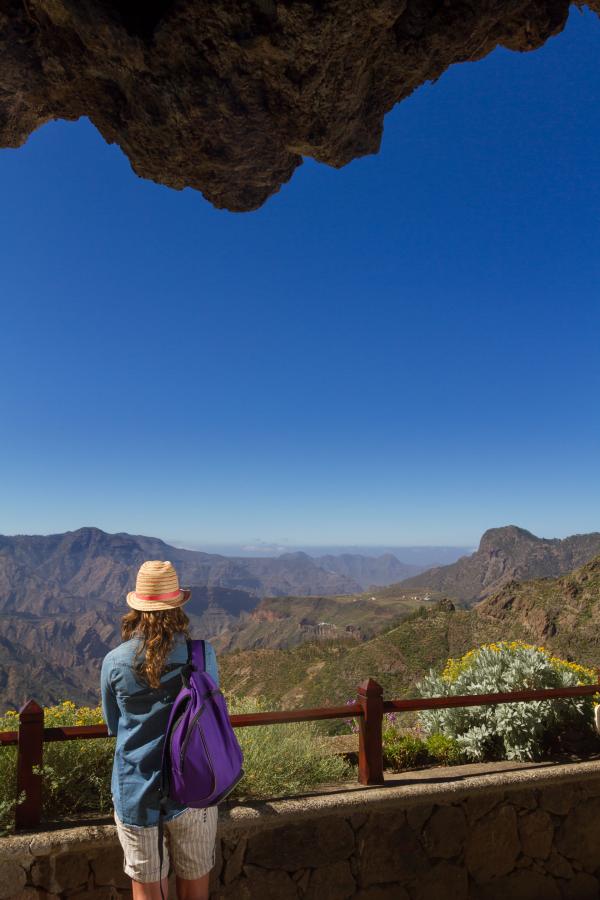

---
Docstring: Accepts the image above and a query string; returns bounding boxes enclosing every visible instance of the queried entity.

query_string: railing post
[357,678,384,786]
[16,699,44,829]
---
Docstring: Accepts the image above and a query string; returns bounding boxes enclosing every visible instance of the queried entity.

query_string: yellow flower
[439,641,596,686]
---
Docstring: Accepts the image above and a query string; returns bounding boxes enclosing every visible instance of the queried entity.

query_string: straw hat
[126,560,191,612]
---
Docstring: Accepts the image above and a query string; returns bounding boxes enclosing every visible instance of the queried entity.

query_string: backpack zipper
[178,689,222,770]
[179,706,205,768]
[169,706,188,766]
[197,725,217,796]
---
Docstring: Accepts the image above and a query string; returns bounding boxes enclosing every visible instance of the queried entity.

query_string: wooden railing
[2,678,599,830]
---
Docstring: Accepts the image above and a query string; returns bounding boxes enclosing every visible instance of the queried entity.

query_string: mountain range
[397,525,600,604]
[2,524,600,711]
[0,527,422,708]
[0,527,424,616]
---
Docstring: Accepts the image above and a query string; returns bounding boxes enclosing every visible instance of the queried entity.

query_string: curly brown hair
[121,608,191,688]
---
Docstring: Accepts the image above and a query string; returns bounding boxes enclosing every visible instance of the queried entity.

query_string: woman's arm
[100,655,121,736]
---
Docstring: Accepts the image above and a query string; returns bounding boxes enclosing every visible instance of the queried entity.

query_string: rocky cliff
[2,1,598,210]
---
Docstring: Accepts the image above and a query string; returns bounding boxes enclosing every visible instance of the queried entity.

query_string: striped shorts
[114,807,218,884]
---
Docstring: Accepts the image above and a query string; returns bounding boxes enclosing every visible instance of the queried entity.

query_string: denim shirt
[100,633,219,827]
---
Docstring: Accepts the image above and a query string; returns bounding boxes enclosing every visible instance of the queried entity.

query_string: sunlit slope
[212,588,439,652]
[221,556,600,708]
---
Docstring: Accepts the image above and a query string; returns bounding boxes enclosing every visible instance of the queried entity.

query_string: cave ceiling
[1,1,597,211]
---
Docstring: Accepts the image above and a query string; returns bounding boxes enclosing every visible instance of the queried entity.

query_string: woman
[101,560,219,900]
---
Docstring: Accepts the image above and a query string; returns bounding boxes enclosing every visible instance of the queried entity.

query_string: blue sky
[1,9,599,547]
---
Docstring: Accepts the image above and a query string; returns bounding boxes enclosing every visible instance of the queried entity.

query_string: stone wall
[3,759,600,899]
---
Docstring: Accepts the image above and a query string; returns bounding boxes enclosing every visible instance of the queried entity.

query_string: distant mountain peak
[278,551,311,561]
[71,526,108,535]
[478,526,539,552]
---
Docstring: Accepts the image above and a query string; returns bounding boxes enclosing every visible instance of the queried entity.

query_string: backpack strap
[157,802,167,900]
[163,635,197,677]
[189,638,206,674]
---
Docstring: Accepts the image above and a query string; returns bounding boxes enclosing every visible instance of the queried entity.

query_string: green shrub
[0,702,114,831]
[425,733,464,765]
[418,642,597,762]
[0,746,20,836]
[228,695,353,798]
[381,716,464,771]
[383,733,428,770]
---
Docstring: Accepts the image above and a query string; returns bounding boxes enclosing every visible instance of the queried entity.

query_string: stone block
[556,797,600,872]
[211,878,252,900]
[545,851,573,880]
[304,860,355,900]
[422,806,466,859]
[465,803,519,884]
[358,813,428,887]
[55,852,90,891]
[67,890,118,900]
[350,813,368,831]
[410,862,468,900]
[223,838,246,885]
[473,869,561,900]
[292,868,310,893]
[560,873,599,900]
[32,853,90,893]
[581,779,600,799]
[6,890,57,900]
[509,789,538,810]
[464,792,503,824]
[30,858,52,890]
[353,887,409,900]
[540,785,577,816]
[242,865,298,899]
[518,809,554,860]
[92,847,129,889]
[0,861,26,900]
[246,817,353,871]
[406,804,433,834]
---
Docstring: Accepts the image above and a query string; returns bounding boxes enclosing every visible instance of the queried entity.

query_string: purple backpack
[157,640,243,894]
[161,639,244,808]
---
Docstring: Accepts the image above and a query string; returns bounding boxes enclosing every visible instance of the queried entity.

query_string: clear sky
[1,9,599,547]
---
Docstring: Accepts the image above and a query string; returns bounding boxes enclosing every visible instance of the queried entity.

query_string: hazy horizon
[169,540,474,565]
[6,520,600,568]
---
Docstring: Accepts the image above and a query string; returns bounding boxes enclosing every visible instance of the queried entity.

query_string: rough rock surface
[1,1,599,211]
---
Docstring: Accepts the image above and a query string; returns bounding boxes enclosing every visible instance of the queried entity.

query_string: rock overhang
[1,1,598,211]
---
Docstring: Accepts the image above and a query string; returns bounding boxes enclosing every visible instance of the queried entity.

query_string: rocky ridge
[398,526,600,604]
[0,527,364,616]
[2,1,599,210]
